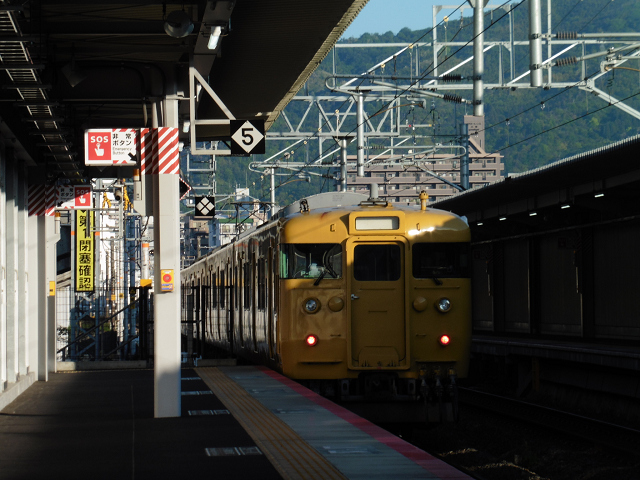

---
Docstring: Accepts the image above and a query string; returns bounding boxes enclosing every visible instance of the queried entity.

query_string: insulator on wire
[556,31,578,40]
[555,56,578,67]
[443,93,463,104]
[440,74,463,83]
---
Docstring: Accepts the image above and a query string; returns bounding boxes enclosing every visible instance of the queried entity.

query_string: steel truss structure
[251,1,640,203]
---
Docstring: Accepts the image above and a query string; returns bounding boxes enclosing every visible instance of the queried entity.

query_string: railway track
[458,387,640,456]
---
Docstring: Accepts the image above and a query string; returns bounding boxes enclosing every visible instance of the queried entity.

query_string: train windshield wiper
[428,266,450,285]
[314,253,339,286]
[313,270,327,286]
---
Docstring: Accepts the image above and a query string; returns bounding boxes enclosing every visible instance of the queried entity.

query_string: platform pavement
[0,366,470,480]
[0,368,281,479]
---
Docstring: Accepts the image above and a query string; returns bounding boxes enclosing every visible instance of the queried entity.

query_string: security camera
[114,188,123,202]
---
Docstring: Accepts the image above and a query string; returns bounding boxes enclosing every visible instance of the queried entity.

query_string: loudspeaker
[164,10,194,38]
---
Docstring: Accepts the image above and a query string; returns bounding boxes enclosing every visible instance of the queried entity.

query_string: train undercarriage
[300,367,460,423]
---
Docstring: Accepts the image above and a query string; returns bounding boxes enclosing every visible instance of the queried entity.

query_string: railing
[56,286,153,362]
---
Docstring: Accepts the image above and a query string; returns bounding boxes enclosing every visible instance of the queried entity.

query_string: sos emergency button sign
[84,129,138,166]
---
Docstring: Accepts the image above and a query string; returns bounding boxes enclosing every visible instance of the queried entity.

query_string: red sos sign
[74,186,92,208]
[86,130,112,162]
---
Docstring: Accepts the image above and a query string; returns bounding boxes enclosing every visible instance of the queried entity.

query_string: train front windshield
[412,242,470,279]
[281,244,342,279]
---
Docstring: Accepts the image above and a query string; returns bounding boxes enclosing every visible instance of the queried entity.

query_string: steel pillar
[529,0,543,87]
[356,94,365,176]
[469,0,488,116]
[459,123,470,190]
[340,138,348,191]
[269,167,276,219]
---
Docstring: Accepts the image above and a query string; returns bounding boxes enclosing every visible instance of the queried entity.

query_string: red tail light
[439,335,451,346]
[305,334,318,346]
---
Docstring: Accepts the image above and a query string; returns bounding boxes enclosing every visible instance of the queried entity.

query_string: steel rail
[459,387,640,456]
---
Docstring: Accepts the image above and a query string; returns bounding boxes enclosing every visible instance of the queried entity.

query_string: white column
[27,214,41,379]
[36,215,47,381]
[46,215,58,373]
[6,157,18,385]
[17,165,28,376]
[153,94,182,418]
[0,148,6,391]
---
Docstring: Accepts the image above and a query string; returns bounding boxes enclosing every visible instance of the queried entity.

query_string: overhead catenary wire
[483,88,640,156]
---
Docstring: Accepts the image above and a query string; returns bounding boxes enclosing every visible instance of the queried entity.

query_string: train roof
[279,193,470,243]
[276,192,369,218]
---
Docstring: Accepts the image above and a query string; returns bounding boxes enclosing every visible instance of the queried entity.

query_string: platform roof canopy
[0,0,368,182]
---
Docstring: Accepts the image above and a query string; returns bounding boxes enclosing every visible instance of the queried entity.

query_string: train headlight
[305,334,318,346]
[435,297,452,313]
[328,296,344,312]
[413,296,428,312]
[303,298,320,314]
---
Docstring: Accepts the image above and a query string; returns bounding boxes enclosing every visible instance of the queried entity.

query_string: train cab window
[412,243,470,279]
[354,244,401,281]
[281,244,342,279]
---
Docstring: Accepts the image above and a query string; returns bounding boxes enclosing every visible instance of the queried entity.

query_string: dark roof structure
[0,0,368,183]
[434,135,640,241]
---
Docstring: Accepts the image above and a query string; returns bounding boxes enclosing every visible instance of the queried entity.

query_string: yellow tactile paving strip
[196,367,347,480]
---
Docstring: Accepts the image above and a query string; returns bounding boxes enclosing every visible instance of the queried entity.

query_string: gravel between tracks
[400,406,640,480]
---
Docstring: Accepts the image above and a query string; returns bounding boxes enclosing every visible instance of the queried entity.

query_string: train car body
[182,192,471,419]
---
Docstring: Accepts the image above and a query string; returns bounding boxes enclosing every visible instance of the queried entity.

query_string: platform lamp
[208,25,223,49]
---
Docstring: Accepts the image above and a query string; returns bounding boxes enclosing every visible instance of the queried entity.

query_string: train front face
[278,203,471,401]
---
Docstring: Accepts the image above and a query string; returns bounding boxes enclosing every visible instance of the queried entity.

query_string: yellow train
[181,190,471,421]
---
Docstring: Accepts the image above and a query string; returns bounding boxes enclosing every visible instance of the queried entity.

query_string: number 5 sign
[230,120,265,155]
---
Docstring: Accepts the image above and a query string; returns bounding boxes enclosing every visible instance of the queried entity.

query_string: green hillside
[200,0,640,207]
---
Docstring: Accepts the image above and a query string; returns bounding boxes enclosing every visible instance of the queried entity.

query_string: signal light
[305,334,318,347]
[439,335,451,346]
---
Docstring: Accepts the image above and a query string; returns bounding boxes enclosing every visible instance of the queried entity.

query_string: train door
[267,246,275,359]
[251,253,257,352]
[347,240,407,368]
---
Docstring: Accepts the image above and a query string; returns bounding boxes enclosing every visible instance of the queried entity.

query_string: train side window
[214,272,217,308]
[353,244,401,281]
[258,258,266,309]
[281,244,342,279]
[412,243,470,279]
[243,261,251,308]
[220,271,225,308]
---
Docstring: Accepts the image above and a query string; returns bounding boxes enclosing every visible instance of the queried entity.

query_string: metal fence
[56,284,153,362]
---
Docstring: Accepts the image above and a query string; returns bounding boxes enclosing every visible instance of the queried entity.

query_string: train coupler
[419,367,458,423]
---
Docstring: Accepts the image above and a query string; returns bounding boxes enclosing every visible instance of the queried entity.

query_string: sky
[342,0,457,39]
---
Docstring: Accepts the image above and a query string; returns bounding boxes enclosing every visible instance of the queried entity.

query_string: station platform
[0,365,470,479]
